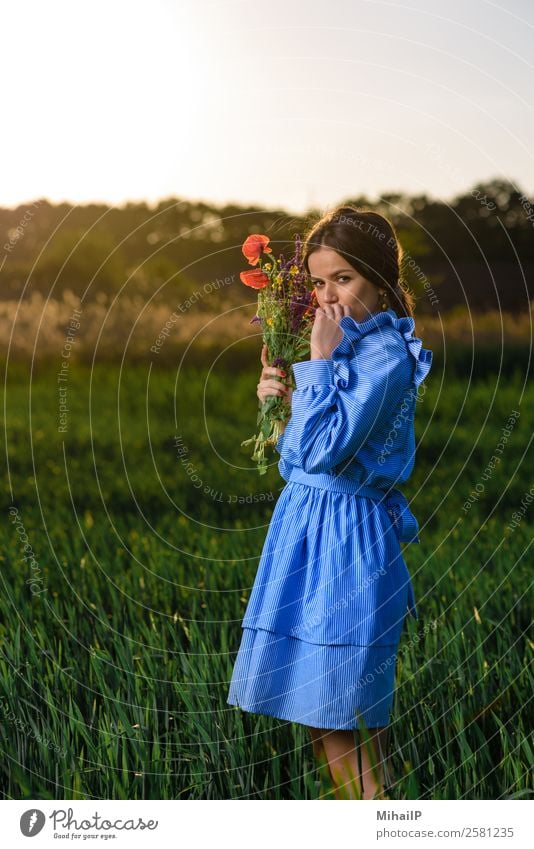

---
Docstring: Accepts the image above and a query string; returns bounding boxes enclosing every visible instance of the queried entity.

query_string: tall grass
[0,361,532,799]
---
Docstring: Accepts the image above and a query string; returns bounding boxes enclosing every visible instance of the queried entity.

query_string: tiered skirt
[227,477,417,730]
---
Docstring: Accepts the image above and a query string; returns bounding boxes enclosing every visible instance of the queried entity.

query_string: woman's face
[308,247,380,322]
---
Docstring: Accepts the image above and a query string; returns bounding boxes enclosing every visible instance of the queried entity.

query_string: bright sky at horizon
[1,0,533,214]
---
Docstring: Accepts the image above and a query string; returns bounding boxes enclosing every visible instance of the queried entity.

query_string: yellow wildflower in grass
[289,265,299,276]
[266,318,274,326]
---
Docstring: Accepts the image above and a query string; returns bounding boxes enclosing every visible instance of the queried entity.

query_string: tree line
[1,177,532,313]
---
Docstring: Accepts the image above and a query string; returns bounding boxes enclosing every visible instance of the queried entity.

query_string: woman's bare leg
[307,725,390,799]
[307,727,334,798]
[358,725,391,799]
[308,726,325,760]
[319,727,390,800]
[319,729,364,799]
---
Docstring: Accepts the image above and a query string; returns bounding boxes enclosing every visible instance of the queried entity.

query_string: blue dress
[227,308,433,730]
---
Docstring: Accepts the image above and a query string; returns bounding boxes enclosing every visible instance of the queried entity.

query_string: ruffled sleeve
[275,309,433,477]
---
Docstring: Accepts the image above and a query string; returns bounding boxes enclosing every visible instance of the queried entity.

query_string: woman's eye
[313,277,350,287]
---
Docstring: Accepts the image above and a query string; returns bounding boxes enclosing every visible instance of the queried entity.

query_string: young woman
[227,205,433,800]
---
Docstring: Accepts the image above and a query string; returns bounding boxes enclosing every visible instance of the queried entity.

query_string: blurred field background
[1,179,533,355]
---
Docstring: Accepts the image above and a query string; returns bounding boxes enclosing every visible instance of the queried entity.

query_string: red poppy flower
[240,269,270,289]
[242,234,272,266]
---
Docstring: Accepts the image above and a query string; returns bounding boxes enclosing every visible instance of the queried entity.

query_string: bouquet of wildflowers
[240,232,316,475]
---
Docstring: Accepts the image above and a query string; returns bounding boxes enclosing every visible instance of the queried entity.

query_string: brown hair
[301,204,415,318]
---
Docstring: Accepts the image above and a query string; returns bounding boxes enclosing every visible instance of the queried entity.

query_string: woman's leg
[320,727,390,800]
[358,725,391,799]
[307,726,334,798]
[319,729,364,799]
[307,725,390,800]
[308,725,325,761]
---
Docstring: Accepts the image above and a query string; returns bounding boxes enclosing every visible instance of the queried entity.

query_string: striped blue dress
[227,308,433,730]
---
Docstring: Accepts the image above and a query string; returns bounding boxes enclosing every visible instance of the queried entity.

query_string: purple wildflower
[289,292,312,334]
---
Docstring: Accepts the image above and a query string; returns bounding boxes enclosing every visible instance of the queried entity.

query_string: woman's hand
[257,344,293,405]
[310,304,352,359]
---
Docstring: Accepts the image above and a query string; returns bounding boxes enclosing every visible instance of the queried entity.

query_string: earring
[378,290,389,310]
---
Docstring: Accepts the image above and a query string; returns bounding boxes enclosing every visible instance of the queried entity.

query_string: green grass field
[0,360,532,799]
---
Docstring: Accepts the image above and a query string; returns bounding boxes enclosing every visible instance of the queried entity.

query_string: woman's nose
[321,282,337,301]
[323,291,338,303]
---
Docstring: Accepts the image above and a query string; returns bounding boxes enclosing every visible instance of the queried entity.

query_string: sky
[1,0,533,214]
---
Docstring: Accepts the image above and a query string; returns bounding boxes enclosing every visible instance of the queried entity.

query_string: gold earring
[378,290,389,310]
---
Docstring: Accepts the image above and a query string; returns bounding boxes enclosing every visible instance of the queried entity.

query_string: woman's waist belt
[287,466,420,544]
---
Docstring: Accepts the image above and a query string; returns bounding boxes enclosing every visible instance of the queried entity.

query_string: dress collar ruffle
[331,308,433,390]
